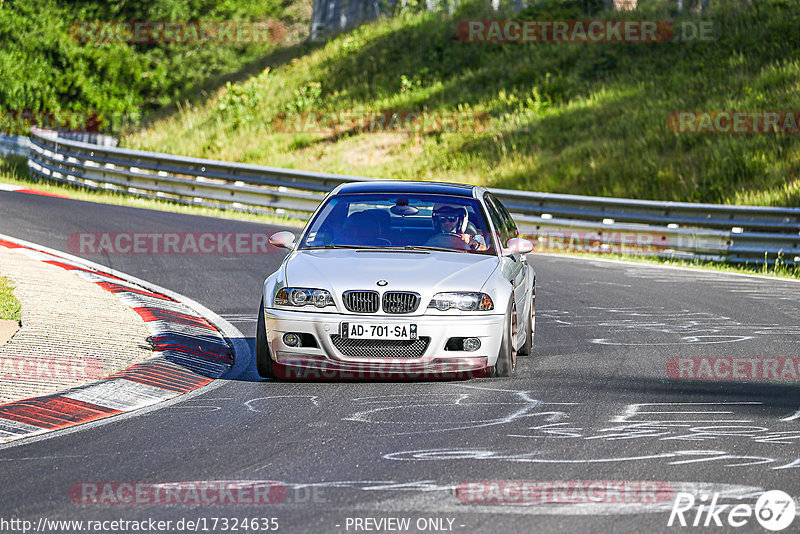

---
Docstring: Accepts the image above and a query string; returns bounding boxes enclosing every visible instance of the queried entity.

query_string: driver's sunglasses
[435,215,459,223]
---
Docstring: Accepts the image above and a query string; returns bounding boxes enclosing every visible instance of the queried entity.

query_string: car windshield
[298,193,496,255]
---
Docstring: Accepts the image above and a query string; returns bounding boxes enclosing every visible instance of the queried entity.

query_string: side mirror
[269,231,297,250]
[502,237,534,256]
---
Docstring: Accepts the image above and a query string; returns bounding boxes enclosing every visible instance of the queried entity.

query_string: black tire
[518,286,535,356]
[491,299,517,378]
[256,297,275,378]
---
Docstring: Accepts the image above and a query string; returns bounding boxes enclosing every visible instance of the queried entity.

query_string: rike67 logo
[668,490,796,531]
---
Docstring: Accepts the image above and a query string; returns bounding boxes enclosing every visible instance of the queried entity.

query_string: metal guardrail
[1,131,116,157]
[49,131,119,147]
[25,128,800,265]
[0,134,31,157]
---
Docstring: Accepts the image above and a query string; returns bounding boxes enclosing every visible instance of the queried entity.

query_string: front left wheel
[491,299,517,378]
[256,297,275,378]
[518,285,535,356]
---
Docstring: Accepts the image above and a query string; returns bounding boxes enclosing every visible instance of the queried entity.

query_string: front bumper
[263,307,504,378]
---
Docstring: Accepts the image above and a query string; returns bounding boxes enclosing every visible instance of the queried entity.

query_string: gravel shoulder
[0,319,18,346]
[0,248,152,404]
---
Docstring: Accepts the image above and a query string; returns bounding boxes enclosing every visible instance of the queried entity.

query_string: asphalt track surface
[0,191,799,534]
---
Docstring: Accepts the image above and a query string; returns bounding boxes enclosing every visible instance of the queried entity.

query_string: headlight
[275,287,334,308]
[428,292,494,311]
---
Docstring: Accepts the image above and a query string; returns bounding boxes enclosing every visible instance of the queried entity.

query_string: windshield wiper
[302,244,385,250]
[303,244,462,253]
[400,245,458,253]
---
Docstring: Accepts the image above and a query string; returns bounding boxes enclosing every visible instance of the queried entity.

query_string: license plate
[341,322,417,341]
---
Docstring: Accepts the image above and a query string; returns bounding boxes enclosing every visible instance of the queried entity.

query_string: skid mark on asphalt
[782,408,800,422]
[342,385,580,436]
[620,266,799,290]
[536,306,800,346]
[237,378,800,476]
[328,390,800,473]
[246,396,320,411]
[383,447,800,470]
[138,397,235,414]
[219,313,258,323]
[585,402,797,444]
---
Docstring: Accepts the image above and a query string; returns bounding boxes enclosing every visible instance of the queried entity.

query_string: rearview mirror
[502,237,534,256]
[269,231,296,249]
[390,204,419,216]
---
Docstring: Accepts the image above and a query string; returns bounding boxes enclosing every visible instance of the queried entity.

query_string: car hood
[284,249,499,297]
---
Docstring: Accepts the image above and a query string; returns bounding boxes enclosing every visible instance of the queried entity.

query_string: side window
[494,197,519,240]
[483,194,507,247]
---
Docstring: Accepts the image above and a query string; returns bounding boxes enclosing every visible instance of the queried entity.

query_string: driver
[431,203,487,251]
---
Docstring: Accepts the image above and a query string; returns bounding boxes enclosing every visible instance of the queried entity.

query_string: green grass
[0,0,308,135]
[0,276,21,322]
[0,156,301,228]
[126,0,800,207]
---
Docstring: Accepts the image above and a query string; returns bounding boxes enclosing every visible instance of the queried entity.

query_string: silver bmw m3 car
[257,181,535,379]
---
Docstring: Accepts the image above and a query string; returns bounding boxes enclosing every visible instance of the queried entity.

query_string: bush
[0,0,290,134]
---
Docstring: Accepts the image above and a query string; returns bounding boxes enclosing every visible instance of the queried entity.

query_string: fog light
[283,333,301,347]
[463,337,481,352]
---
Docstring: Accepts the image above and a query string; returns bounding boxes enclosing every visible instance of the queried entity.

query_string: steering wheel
[424,233,470,251]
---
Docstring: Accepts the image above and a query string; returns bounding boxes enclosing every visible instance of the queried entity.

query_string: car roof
[332,181,480,198]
